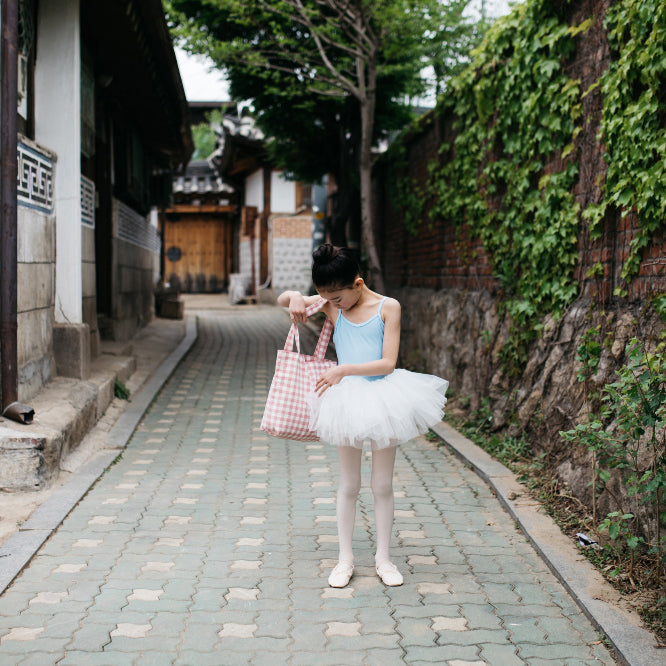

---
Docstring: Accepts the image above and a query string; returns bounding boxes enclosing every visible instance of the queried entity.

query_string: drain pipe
[1,0,34,424]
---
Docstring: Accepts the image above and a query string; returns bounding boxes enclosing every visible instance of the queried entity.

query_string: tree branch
[227,49,356,95]
[258,0,366,57]
[277,0,362,97]
[314,0,377,50]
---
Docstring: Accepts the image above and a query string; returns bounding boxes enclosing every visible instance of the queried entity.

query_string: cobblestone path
[0,307,615,665]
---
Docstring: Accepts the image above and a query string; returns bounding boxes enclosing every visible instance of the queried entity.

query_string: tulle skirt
[306,369,449,449]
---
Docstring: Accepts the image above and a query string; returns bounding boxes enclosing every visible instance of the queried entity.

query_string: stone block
[0,426,61,491]
[116,356,136,384]
[82,261,96,299]
[17,263,54,313]
[53,323,90,379]
[17,208,54,263]
[88,355,135,420]
[90,327,100,359]
[82,297,97,331]
[28,376,98,462]
[158,299,184,320]
[81,226,95,263]
[82,297,100,359]
[18,353,55,403]
[110,317,134,343]
[94,376,114,420]
[119,266,141,294]
[113,291,134,323]
[18,308,54,368]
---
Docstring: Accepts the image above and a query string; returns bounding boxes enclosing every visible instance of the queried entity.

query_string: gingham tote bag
[261,299,335,441]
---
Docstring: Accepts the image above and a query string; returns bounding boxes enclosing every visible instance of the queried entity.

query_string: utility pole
[1,0,34,423]
[1,0,19,411]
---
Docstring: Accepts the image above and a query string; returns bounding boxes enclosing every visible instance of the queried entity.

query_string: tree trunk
[357,54,384,292]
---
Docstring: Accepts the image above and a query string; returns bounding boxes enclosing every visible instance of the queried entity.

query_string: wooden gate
[163,216,232,292]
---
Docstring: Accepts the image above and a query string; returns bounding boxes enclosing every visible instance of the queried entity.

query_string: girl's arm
[315,299,401,395]
[277,290,332,324]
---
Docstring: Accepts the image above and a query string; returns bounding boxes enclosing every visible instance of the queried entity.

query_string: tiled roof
[172,160,233,195]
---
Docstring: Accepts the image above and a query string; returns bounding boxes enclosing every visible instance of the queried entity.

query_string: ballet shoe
[328,561,354,588]
[376,561,403,586]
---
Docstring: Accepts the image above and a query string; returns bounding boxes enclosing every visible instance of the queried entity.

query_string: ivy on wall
[584,0,666,290]
[432,0,589,370]
[389,0,666,372]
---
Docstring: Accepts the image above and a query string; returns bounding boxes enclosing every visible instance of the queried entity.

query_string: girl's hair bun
[312,243,337,265]
[312,244,360,289]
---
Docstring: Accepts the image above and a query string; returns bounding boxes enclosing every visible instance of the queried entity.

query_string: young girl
[277,244,448,588]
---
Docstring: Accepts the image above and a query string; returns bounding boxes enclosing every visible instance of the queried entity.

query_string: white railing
[81,175,95,227]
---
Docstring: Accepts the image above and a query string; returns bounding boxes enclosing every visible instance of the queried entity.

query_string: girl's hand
[288,293,307,323]
[315,366,346,396]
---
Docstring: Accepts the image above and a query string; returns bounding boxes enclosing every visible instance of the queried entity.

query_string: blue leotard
[333,297,387,381]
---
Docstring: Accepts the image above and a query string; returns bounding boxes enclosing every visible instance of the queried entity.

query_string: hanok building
[212,118,318,301]
[162,155,237,293]
[10,0,192,402]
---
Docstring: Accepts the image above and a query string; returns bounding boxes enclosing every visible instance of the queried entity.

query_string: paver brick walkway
[0,307,615,665]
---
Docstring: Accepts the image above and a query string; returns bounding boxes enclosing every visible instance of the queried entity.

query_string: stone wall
[394,285,661,520]
[110,199,159,341]
[373,0,666,513]
[17,206,56,402]
[15,139,57,401]
[82,225,99,358]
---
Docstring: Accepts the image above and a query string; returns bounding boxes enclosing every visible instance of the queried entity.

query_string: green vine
[396,175,426,236]
[387,0,666,373]
[386,134,427,236]
[584,0,666,287]
[429,0,588,371]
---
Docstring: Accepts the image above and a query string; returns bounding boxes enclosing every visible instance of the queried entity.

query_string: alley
[0,305,614,665]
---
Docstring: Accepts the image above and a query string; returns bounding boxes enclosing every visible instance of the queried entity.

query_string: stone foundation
[396,286,664,522]
[53,323,91,379]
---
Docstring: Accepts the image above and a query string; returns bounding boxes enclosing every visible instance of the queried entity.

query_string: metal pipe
[1,0,20,409]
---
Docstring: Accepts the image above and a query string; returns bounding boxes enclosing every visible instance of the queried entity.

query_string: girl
[277,244,448,588]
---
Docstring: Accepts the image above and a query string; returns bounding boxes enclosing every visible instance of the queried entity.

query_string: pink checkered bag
[261,298,335,441]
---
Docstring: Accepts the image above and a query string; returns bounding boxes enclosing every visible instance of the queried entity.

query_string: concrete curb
[431,421,662,666]
[0,315,198,595]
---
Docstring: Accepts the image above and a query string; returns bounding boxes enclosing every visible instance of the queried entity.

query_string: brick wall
[374,0,666,303]
[375,113,498,294]
[272,216,312,240]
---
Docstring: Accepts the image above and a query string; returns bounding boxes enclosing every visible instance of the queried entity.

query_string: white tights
[335,445,397,566]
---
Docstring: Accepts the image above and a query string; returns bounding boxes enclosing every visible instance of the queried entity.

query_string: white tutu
[306,369,449,449]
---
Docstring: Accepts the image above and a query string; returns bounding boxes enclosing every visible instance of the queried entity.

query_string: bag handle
[284,298,333,359]
[313,319,333,361]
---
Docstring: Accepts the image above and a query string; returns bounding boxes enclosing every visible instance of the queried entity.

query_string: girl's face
[317,277,363,311]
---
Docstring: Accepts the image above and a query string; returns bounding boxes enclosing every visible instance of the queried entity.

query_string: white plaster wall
[271,172,296,213]
[34,0,82,324]
[245,170,264,211]
[244,170,297,214]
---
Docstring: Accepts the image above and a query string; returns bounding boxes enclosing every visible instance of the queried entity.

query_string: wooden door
[163,216,229,292]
